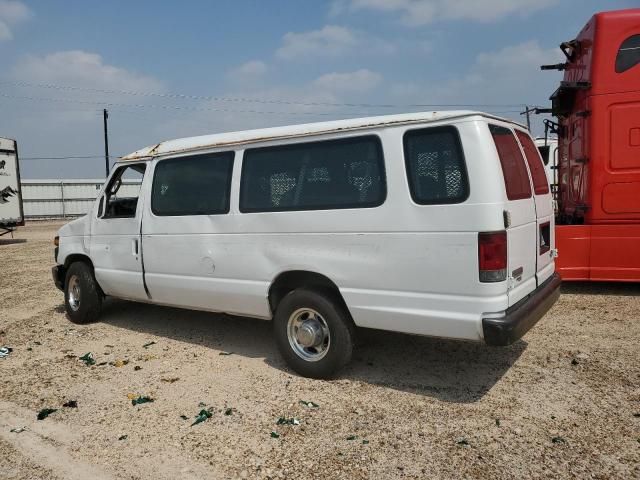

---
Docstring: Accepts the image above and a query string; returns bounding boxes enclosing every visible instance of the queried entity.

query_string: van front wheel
[64,262,102,324]
[274,289,354,379]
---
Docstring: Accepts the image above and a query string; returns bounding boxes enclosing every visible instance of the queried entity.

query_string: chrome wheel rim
[287,308,330,362]
[68,275,81,312]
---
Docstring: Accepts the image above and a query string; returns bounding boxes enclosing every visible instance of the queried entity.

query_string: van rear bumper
[482,273,561,346]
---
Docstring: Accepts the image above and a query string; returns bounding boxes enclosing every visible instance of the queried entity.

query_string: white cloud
[233,60,267,76]
[0,0,31,40]
[333,0,558,25]
[474,40,562,76]
[276,24,393,60]
[155,70,385,141]
[12,50,164,93]
[276,25,357,60]
[227,60,268,83]
[313,69,382,93]
[390,40,563,133]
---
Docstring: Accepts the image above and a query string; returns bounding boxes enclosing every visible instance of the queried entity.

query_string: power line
[0,92,358,116]
[0,92,527,120]
[1,80,533,109]
[20,155,121,161]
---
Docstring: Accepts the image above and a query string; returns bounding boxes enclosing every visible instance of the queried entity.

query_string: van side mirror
[97,196,105,218]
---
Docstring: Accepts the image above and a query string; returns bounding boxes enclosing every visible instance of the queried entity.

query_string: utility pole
[520,105,536,131]
[103,108,110,177]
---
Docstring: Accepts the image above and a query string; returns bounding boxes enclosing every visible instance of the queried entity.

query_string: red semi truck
[540,8,640,281]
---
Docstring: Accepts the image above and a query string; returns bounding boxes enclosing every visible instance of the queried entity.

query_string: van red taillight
[478,231,507,282]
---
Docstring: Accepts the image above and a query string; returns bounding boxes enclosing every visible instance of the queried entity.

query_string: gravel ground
[0,221,639,480]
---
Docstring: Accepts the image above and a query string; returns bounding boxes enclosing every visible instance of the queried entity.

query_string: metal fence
[21,179,140,219]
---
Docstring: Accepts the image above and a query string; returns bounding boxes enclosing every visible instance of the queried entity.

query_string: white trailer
[0,137,24,235]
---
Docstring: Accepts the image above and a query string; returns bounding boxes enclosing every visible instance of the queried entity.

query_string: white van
[52,111,560,378]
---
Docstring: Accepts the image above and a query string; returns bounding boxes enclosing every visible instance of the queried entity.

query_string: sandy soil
[0,221,639,479]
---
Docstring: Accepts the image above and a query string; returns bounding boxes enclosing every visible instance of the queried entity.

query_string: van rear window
[239,136,385,213]
[489,125,532,201]
[403,126,469,204]
[515,130,550,195]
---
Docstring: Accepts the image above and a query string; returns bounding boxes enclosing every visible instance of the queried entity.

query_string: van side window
[239,136,385,212]
[489,125,532,200]
[102,163,146,219]
[403,126,469,205]
[615,34,640,73]
[151,152,234,216]
[515,131,550,195]
[537,145,550,166]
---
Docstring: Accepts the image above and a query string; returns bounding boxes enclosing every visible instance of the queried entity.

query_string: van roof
[120,110,523,161]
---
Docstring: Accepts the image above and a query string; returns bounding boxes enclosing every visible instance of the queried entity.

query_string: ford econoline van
[52,111,561,378]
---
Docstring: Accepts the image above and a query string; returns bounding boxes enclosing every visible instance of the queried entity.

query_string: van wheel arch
[268,270,350,317]
[63,255,103,296]
[64,254,94,270]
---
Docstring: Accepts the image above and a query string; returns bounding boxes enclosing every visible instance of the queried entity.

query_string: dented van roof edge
[119,110,525,162]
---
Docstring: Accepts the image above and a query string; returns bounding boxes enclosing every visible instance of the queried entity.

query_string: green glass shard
[131,396,154,406]
[37,408,57,420]
[79,352,95,366]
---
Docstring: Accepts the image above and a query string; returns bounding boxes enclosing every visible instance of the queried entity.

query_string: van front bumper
[52,265,65,291]
[482,273,561,346]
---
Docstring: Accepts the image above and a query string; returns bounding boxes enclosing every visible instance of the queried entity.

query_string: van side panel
[140,120,511,340]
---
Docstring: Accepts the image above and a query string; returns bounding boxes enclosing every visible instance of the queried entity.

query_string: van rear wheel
[274,289,354,379]
[64,262,102,324]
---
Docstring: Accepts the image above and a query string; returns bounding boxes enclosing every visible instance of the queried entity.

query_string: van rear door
[515,130,555,285]
[489,125,537,307]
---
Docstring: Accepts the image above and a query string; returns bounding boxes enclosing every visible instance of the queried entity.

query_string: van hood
[58,215,88,238]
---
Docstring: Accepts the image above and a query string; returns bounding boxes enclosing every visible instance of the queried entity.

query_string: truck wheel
[64,262,102,324]
[274,288,355,379]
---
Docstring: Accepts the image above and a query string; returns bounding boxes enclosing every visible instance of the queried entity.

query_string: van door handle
[132,238,139,256]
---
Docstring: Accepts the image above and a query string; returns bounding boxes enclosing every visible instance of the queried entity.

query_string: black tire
[274,288,355,379]
[64,261,102,324]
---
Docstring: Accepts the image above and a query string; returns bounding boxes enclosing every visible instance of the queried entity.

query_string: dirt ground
[0,221,638,480]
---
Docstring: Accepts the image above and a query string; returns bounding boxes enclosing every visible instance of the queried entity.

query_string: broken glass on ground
[10,427,26,433]
[37,408,57,420]
[276,417,300,426]
[191,409,213,426]
[131,396,154,406]
[299,400,319,408]
[142,341,156,349]
[79,352,95,366]
[0,347,13,359]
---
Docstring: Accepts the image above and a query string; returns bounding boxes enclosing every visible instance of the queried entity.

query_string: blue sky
[0,0,635,178]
